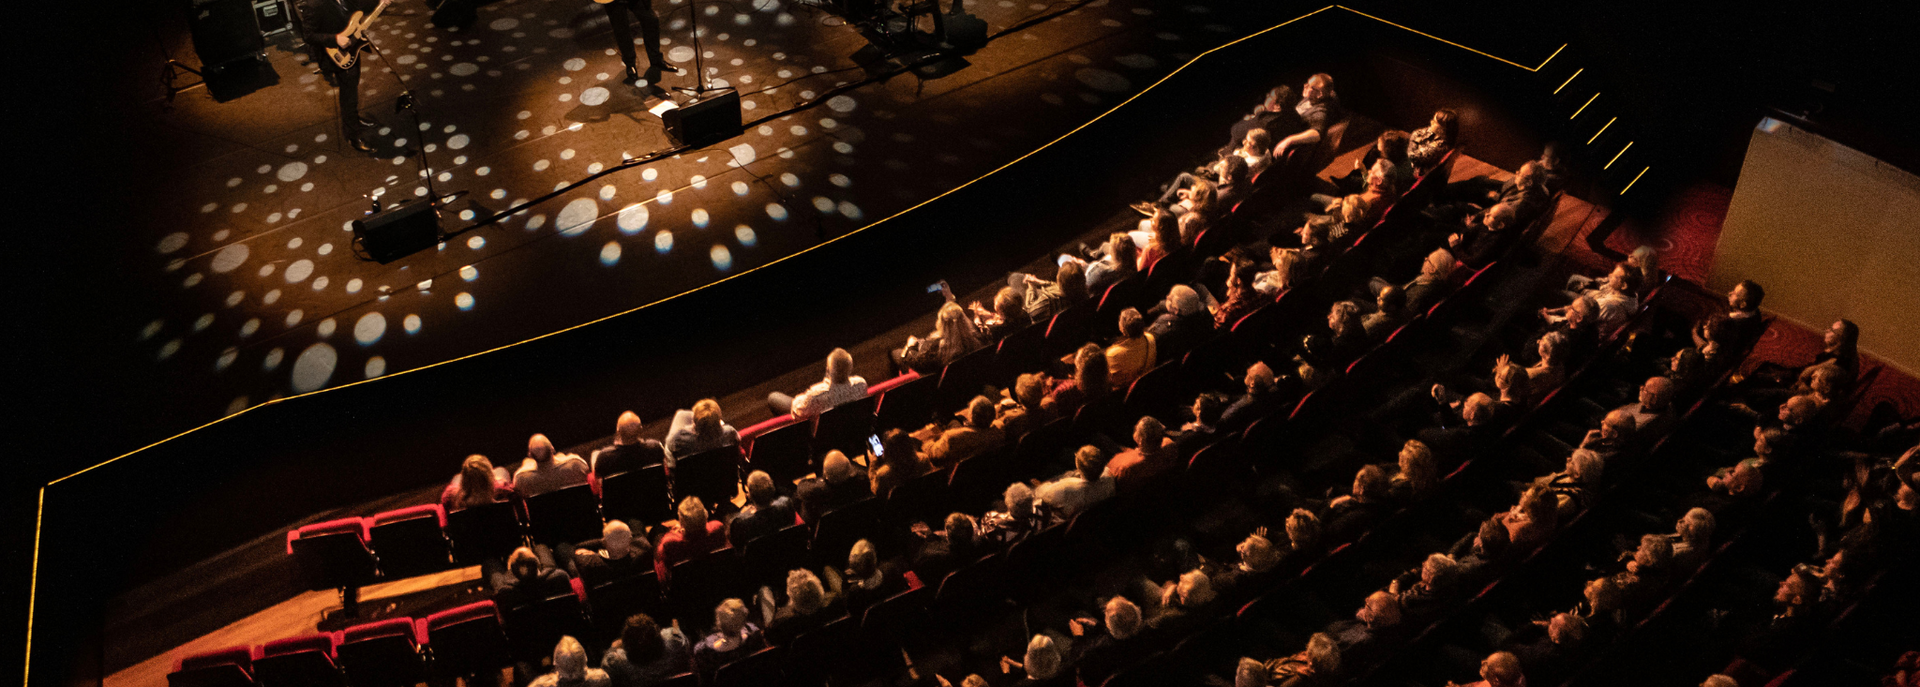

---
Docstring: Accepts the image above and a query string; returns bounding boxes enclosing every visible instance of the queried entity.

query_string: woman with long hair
[1408,108,1459,174]
[441,454,514,511]
[894,302,986,375]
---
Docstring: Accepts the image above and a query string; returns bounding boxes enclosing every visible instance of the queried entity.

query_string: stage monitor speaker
[353,199,443,263]
[663,89,743,147]
[189,0,268,69]
[944,11,987,51]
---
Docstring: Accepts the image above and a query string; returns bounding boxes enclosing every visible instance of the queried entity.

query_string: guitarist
[295,0,389,153]
[599,0,668,87]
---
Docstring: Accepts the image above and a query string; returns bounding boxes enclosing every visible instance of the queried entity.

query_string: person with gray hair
[570,519,652,589]
[1148,283,1217,359]
[1507,611,1587,685]
[1106,415,1176,491]
[1267,632,1342,686]
[530,636,611,687]
[769,348,868,418]
[1536,448,1603,517]
[1391,553,1460,620]
[1069,596,1146,685]
[999,633,1064,685]
[1671,508,1717,572]
[1147,569,1218,634]
[1619,376,1678,439]
[1616,533,1674,611]
[1578,408,1638,462]
[1700,675,1739,687]
[726,470,797,547]
[980,482,1041,547]
[1035,445,1115,521]
[759,567,844,645]
[692,598,766,680]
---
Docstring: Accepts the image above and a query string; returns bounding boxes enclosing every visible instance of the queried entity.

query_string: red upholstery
[864,371,920,396]
[173,646,253,673]
[570,576,589,601]
[252,632,338,660]
[739,414,804,442]
[422,600,502,631]
[371,503,447,529]
[285,517,370,555]
[341,617,425,647]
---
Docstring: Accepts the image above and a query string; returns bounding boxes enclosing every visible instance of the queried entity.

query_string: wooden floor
[108,131,1604,687]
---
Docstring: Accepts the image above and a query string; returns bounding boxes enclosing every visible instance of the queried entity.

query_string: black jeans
[606,0,666,69]
[332,64,362,135]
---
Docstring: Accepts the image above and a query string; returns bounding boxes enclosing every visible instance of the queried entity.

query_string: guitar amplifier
[189,0,268,69]
[662,89,743,147]
[353,199,443,263]
[254,0,292,35]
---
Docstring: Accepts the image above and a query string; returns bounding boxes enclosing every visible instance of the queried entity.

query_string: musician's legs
[605,4,640,73]
[629,0,666,66]
[336,66,374,152]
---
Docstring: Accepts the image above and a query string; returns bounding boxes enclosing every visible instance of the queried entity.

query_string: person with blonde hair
[895,301,987,375]
[1035,445,1115,521]
[530,635,611,687]
[592,411,669,479]
[1257,246,1303,296]
[492,545,574,610]
[653,496,727,581]
[442,454,515,511]
[666,398,738,461]
[1021,260,1091,322]
[1073,232,1138,294]
[692,598,766,680]
[1106,416,1176,491]
[513,433,591,498]
[841,539,890,615]
[1497,485,1559,551]
[1266,632,1342,685]
[769,347,868,418]
[1212,530,1284,601]
[1390,440,1440,502]
[970,286,1034,341]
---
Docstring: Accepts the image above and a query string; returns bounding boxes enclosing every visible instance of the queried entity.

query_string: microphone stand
[367,42,465,223]
[674,0,722,98]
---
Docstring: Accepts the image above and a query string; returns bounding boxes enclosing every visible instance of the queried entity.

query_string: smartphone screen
[867,434,885,457]
[926,283,943,294]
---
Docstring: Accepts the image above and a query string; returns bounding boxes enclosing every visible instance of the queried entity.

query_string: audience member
[1106,416,1177,491]
[1526,331,1570,397]
[570,520,652,589]
[442,454,516,512]
[1020,261,1091,322]
[1041,344,1109,417]
[1693,279,1767,352]
[917,396,1004,471]
[1106,308,1158,389]
[592,411,669,478]
[818,450,872,510]
[1238,128,1276,178]
[895,302,987,376]
[841,539,891,615]
[1213,259,1264,329]
[513,434,591,498]
[1225,85,1304,154]
[999,634,1067,687]
[691,598,767,681]
[870,428,928,498]
[1256,245,1303,296]
[726,470,798,547]
[1075,232,1138,294]
[665,398,739,461]
[492,546,574,610]
[1446,202,1519,269]
[1070,596,1146,687]
[1148,284,1217,359]
[1267,633,1342,687]
[1387,248,1458,315]
[1670,507,1716,573]
[973,286,1036,341]
[1535,448,1603,518]
[1390,439,1440,502]
[1147,569,1218,634]
[759,567,843,645]
[1221,361,1290,431]
[601,613,690,687]
[1446,650,1523,687]
[979,482,1042,547]
[909,512,981,582]
[1273,73,1343,158]
[1495,484,1559,551]
[1391,552,1460,620]
[530,636,611,687]
[1035,445,1115,521]
[1408,109,1460,174]
[654,497,728,581]
[1362,284,1410,342]
[769,348,868,418]
[1324,464,1393,541]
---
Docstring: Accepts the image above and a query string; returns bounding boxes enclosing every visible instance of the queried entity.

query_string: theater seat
[522,483,604,546]
[445,500,525,566]
[502,580,591,661]
[812,395,878,459]
[418,600,510,679]
[933,346,997,415]
[744,415,814,486]
[741,523,810,589]
[251,633,343,687]
[711,646,783,687]
[586,571,665,637]
[167,646,255,687]
[336,618,426,687]
[366,504,454,580]
[285,517,378,594]
[599,465,672,527]
[670,445,742,513]
[872,373,936,432]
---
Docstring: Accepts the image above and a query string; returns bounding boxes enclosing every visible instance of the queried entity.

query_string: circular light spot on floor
[710,244,733,270]
[263,347,285,371]
[558,198,599,235]
[215,229,231,241]
[403,314,422,334]
[355,312,387,345]
[690,175,708,190]
[456,265,478,282]
[157,232,189,254]
[526,214,547,230]
[1115,53,1158,69]
[227,177,243,188]
[766,203,788,221]
[263,288,282,305]
[317,318,338,337]
[838,201,864,220]
[828,173,852,188]
[447,133,471,150]
[290,343,338,392]
[223,290,245,308]
[364,356,387,378]
[158,338,183,360]
[285,259,315,283]
[346,278,364,294]
[489,17,519,30]
[1074,68,1131,92]
[240,318,261,337]
[313,276,330,290]
[581,86,611,106]
[654,230,673,253]
[691,208,710,227]
[285,309,305,327]
[827,95,857,113]
[656,189,674,205]
[450,62,479,76]
[779,172,800,187]
[600,241,623,265]
[455,292,475,310]
[201,202,219,213]
[599,184,617,200]
[534,159,551,171]
[731,181,751,196]
[287,237,303,249]
[642,168,659,182]
[211,244,250,273]
[668,46,696,62]
[812,196,835,212]
[617,203,650,234]
[735,224,757,246]
[790,125,808,135]
[476,166,491,175]
[563,57,587,71]
[216,348,238,371]
[819,117,837,129]
[727,143,757,165]
[832,141,854,154]
[258,264,276,277]
[277,161,310,182]
[194,313,215,332]
[467,235,487,250]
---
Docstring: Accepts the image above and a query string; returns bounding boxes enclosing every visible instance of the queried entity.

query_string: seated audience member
[1221,361,1292,431]
[1700,676,1739,687]
[1495,485,1559,552]
[1452,519,1511,588]
[1327,590,1406,660]
[1133,207,1184,272]
[1210,530,1285,601]
[1282,509,1326,563]
[1324,465,1394,541]
[1418,393,1499,458]
[1035,445,1116,521]
[654,497,727,581]
[980,482,1043,547]
[593,411,669,479]
[602,614,690,687]
[1325,193,1376,242]
[1526,331,1570,397]
[909,512,981,582]
[759,568,843,645]
[727,471,798,547]
[769,348,867,418]
[1692,279,1767,351]
[1378,248,1458,315]
[1225,85,1304,155]
[1614,533,1674,611]
[1391,553,1461,620]
[1507,612,1587,686]
[1618,376,1677,439]
[972,286,1035,342]
[530,636,611,687]
[870,429,928,498]
[1020,261,1091,322]
[1148,284,1217,359]
[1178,391,1230,450]
[1273,73,1343,158]
[1070,596,1147,686]
[1576,575,1626,643]
[1166,154,1250,214]
[1147,569,1218,634]
[841,539,892,615]
[998,634,1068,687]
[1290,217,1335,277]
[1534,142,1571,195]
[818,450,872,510]
[1106,416,1177,490]
[1337,129,1414,195]
[1535,448,1603,517]
[1463,161,1552,222]
[895,302,987,376]
[442,454,516,512]
[1323,300,1369,365]
[1238,128,1276,179]
[492,546,574,610]
[1105,308,1158,390]
[1447,651,1524,687]
[1266,633,1343,687]
[514,434,591,498]
[1446,202,1519,269]
[1362,284,1410,342]
[665,399,739,461]
[917,396,1004,470]
[1670,508,1717,573]
[1546,262,1638,329]
[1705,433,1770,504]
[1390,440,1440,502]
[1407,108,1460,174]
[1429,357,1529,429]
[692,599,766,681]
[571,520,652,589]
[1072,232,1138,294]
[1256,245,1303,296]
[1041,344,1110,417]
[1563,420,1620,471]
[1213,259,1264,329]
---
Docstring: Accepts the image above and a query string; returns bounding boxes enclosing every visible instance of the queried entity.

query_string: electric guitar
[323,0,395,70]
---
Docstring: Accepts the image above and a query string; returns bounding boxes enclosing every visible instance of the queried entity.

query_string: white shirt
[512,455,590,497]
[1034,471,1114,520]
[791,375,868,418]
[1591,288,1637,328]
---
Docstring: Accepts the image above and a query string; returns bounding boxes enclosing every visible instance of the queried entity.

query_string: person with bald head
[1448,202,1520,269]
[1578,409,1638,462]
[1220,361,1295,431]
[571,520,652,589]
[592,411,669,479]
[514,433,591,497]
[1448,651,1524,687]
[1618,376,1677,439]
[1419,393,1500,458]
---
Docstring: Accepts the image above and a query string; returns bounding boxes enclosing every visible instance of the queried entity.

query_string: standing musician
[597,0,668,86]
[294,0,390,153]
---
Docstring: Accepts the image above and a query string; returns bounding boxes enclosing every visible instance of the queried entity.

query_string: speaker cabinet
[353,199,442,263]
[189,0,268,69]
[663,89,743,147]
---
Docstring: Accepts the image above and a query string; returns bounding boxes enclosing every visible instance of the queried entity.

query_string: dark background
[6,0,1917,682]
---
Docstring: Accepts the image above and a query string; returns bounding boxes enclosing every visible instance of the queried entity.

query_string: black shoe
[622,64,642,86]
[346,132,376,154]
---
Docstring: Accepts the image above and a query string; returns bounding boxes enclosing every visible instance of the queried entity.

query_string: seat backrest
[1041,302,1094,359]
[337,618,425,687]
[929,554,1002,620]
[934,345,998,415]
[445,499,524,566]
[523,483,604,545]
[599,464,673,526]
[503,592,589,660]
[367,504,454,580]
[667,547,742,628]
[741,523,812,589]
[587,571,665,630]
[421,600,510,676]
[711,646,784,687]
[884,468,950,527]
[746,417,815,486]
[250,633,343,687]
[811,497,884,567]
[993,321,1048,380]
[947,443,1014,505]
[170,646,255,687]
[812,395,878,457]
[872,373,937,432]
[671,445,743,512]
[1122,360,1185,418]
[287,518,378,592]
